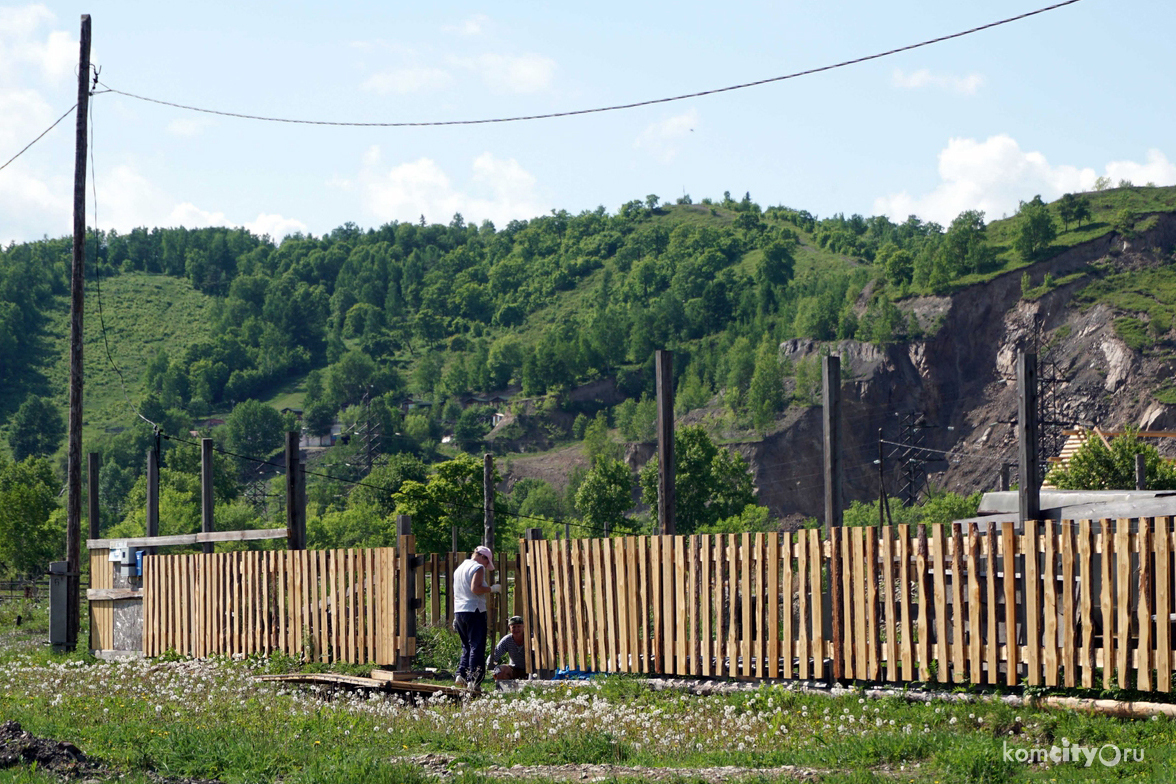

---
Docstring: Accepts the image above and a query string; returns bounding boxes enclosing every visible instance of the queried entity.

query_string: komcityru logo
[1003,739,1144,767]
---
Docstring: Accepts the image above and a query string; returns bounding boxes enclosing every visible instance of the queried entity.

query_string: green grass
[0,621,1173,784]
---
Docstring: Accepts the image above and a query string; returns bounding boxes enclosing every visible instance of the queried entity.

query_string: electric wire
[94,0,1082,129]
[0,104,77,172]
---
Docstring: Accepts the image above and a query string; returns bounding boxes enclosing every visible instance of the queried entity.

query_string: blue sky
[2,0,1174,246]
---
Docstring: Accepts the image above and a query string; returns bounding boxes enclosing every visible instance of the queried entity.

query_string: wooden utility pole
[1136,453,1147,490]
[655,349,675,535]
[285,432,305,550]
[1017,351,1039,525]
[877,430,885,530]
[201,438,214,554]
[145,443,159,545]
[822,355,843,681]
[64,13,91,651]
[483,453,494,549]
[822,356,842,532]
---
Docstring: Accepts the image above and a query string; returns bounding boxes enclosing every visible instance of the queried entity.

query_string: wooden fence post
[523,528,543,676]
[823,355,843,682]
[1017,351,1039,525]
[146,442,159,551]
[397,515,417,670]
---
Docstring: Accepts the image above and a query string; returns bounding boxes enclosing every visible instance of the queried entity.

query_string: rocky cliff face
[746,212,1176,521]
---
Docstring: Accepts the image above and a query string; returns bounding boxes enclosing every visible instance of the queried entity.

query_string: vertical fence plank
[855,527,869,680]
[1043,522,1058,687]
[898,524,913,682]
[949,524,965,684]
[540,540,557,671]
[740,532,752,678]
[663,535,677,675]
[882,526,896,681]
[1100,520,1113,689]
[931,526,948,684]
[724,535,733,677]
[592,538,609,671]
[1003,523,1018,687]
[603,538,618,672]
[714,535,727,678]
[637,536,650,673]
[627,538,640,674]
[689,535,700,676]
[798,532,810,680]
[675,536,688,676]
[1024,520,1040,686]
[782,533,794,680]
[572,539,588,671]
[866,528,879,682]
[967,524,981,684]
[1157,517,1172,693]
[1061,521,1075,688]
[1078,520,1093,688]
[1138,520,1153,693]
[582,539,598,672]
[560,540,577,672]
[1116,519,1130,689]
[769,533,780,680]
[809,528,825,680]
[917,526,931,682]
[839,529,853,679]
[985,522,998,685]
[551,541,567,671]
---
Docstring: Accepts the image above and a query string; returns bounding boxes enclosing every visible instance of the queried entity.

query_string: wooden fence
[132,544,525,664]
[519,519,1176,691]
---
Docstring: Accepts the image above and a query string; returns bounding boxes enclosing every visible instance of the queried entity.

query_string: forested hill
[1,185,1174,556]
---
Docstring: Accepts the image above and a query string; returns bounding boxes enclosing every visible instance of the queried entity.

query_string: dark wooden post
[1136,453,1147,490]
[397,515,416,670]
[451,524,459,553]
[200,438,214,554]
[64,13,92,651]
[823,355,843,681]
[285,432,305,550]
[655,349,675,535]
[87,452,100,541]
[877,430,885,530]
[483,453,494,549]
[146,444,159,546]
[1000,463,1011,492]
[1017,351,1039,525]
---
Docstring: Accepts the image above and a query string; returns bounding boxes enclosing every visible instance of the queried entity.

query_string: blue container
[135,549,144,577]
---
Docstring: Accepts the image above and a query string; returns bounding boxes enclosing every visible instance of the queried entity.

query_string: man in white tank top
[452,545,499,689]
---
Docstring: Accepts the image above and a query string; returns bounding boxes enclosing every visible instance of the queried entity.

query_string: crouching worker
[487,615,528,686]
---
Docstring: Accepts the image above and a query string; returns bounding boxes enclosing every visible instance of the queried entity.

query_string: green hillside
[40,272,216,442]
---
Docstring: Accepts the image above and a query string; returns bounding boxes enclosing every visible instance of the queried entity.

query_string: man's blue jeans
[453,610,487,685]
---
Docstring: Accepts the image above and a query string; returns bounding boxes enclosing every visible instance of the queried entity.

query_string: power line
[94,0,1081,129]
[0,104,77,172]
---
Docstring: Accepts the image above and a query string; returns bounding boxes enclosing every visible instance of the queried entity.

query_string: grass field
[0,599,1173,783]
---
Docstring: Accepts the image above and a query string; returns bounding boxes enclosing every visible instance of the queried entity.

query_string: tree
[747,336,784,431]
[0,455,61,578]
[582,413,620,464]
[1013,196,1057,260]
[8,396,64,461]
[393,453,505,553]
[639,426,757,534]
[348,453,428,519]
[1045,429,1176,490]
[224,399,286,466]
[574,458,635,534]
[1056,193,1080,231]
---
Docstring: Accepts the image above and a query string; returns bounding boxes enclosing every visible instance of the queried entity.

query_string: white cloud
[445,14,490,36]
[892,68,984,95]
[246,213,309,242]
[0,5,76,82]
[361,149,545,228]
[361,66,453,95]
[166,117,214,137]
[0,87,54,148]
[871,135,1176,225]
[167,202,229,228]
[1104,149,1176,187]
[455,52,556,94]
[634,109,699,164]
